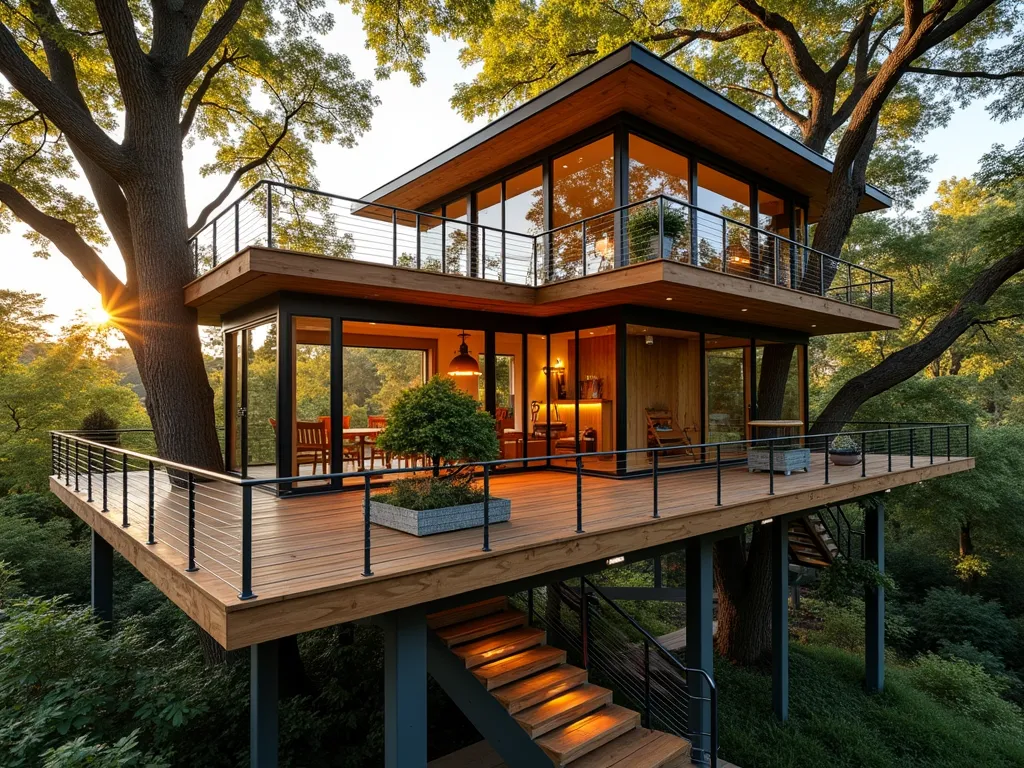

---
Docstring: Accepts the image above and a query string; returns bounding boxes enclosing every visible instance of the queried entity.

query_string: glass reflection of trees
[342,348,426,427]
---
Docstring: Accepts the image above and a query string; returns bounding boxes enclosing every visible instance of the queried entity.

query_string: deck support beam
[91,531,113,624]
[686,534,714,762]
[251,639,279,768]
[865,500,886,693]
[771,517,789,721]
[383,608,428,768]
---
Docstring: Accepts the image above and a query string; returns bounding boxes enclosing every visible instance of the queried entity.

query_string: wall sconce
[645,335,654,346]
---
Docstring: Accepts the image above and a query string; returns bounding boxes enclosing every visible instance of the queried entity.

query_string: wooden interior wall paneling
[568,334,617,450]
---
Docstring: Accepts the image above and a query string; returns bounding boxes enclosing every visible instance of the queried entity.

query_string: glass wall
[444,197,470,277]
[705,335,749,449]
[755,341,803,423]
[627,135,691,263]
[551,136,615,279]
[696,164,751,276]
[625,326,700,471]
[292,316,331,487]
[475,183,502,280]
[525,333,549,465]
[243,320,278,477]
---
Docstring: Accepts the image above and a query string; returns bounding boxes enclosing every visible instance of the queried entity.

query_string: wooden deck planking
[51,452,972,649]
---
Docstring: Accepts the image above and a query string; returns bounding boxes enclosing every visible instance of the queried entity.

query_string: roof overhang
[362,44,892,221]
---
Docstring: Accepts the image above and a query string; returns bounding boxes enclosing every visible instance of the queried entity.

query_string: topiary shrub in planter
[371,376,505,536]
[627,204,688,264]
[829,434,861,465]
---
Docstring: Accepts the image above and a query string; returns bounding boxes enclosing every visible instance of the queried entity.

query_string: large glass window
[475,183,502,280]
[525,333,549,465]
[696,164,751,274]
[444,197,469,277]
[245,320,278,477]
[551,136,615,279]
[627,135,691,264]
[705,336,749,448]
[755,342,802,423]
[292,316,331,487]
[503,166,544,285]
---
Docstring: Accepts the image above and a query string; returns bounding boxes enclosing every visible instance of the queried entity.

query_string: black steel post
[75,440,80,491]
[122,453,129,527]
[861,433,867,478]
[266,183,274,248]
[768,442,775,495]
[250,639,279,768]
[824,440,830,485]
[391,209,398,266]
[929,427,934,464]
[64,436,70,486]
[716,445,722,506]
[147,461,155,544]
[947,425,952,460]
[482,464,491,552]
[87,445,93,502]
[575,455,584,533]
[652,450,659,518]
[363,475,373,576]
[240,485,255,599]
[52,434,58,477]
[187,472,198,572]
[643,639,652,728]
[101,447,108,512]
[909,428,915,468]
[887,430,892,472]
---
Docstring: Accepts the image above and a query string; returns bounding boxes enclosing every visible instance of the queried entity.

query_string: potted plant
[627,204,688,263]
[829,434,861,465]
[371,376,506,536]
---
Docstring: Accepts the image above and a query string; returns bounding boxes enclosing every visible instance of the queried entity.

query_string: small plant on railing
[829,434,861,466]
[627,203,687,264]
[372,376,504,535]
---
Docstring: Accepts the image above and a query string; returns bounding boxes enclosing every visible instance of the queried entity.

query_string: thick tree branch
[824,7,877,83]
[735,0,826,89]
[0,23,127,177]
[172,0,249,93]
[907,65,1024,80]
[812,243,1024,430]
[0,181,128,311]
[186,116,292,236]
[648,22,759,57]
[180,48,238,138]
[94,0,147,79]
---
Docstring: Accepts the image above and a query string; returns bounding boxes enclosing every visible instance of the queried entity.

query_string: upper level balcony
[186,181,897,335]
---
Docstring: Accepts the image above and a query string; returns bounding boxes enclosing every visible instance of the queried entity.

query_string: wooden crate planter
[370,498,511,536]
[747,447,811,475]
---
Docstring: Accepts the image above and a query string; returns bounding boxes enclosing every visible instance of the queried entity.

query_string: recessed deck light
[741,308,748,312]
[606,556,626,566]
[811,324,817,328]
[666,297,673,301]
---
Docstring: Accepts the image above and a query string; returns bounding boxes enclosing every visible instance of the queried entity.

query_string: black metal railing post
[86,444,93,502]
[240,484,255,599]
[74,440,80,492]
[657,198,665,261]
[887,430,892,472]
[122,453,129,527]
[824,438,830,485]
[768,441,775,495]
[187,472,197,572]
[52,434,58,478]
[147,460,155,544]
[580,577,590,669]
[64,436,70,486]
[234,201,240,253]
[652,450,659,518]
[362,475,373,576]
[391,208,398,266]
[860,432,867,477]
[947,425,952,460]
[581,219,588,276]
[643,638,652,728]
[101,446,108,512]
[265,182,274,248]
[929,427,934,464]
[966,424,971,457]
[575,455,584,533]
[482,464,491,552]
[909,428,915,468]
[716,445,722,506]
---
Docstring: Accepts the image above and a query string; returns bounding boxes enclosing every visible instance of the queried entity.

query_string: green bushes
[904,587,1017,657]
[908,653,1024,736]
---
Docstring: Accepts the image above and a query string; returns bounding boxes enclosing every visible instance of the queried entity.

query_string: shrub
[905,587,1016,656]
[816,558,895,607]
[375,475,485,511]
[830,433,860,452]
[626,204,688,261]
[80,408,119,433]
[908,653,1024,736]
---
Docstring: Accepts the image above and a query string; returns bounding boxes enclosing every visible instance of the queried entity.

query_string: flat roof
[363,43,892,220]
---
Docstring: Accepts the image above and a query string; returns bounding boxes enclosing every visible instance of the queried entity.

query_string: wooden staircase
[788,514,838,569]
[428,597,692,768]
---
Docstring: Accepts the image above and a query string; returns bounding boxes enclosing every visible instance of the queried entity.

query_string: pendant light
[447,331,481,377]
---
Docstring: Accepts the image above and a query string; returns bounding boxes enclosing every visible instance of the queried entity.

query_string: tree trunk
[119,97,223,473]
[714,527,773,664]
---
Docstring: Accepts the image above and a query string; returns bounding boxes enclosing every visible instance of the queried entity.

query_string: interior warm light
[447,331,481,377]
[665,297,673,301]
[595,235,612,259]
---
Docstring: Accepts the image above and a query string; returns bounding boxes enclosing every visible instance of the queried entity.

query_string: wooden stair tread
[569,729,691,768]
[473,645,567,690]
[536,704,640,765]
[435,609,527,647]
[428,597,509,630]
[453,626,546,668]
[492,664,588,714]
[514,684,612,738]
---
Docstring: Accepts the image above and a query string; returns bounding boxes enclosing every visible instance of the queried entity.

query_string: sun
[83,304,111,326]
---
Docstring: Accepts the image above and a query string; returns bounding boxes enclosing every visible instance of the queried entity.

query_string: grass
[716,643,1024,768]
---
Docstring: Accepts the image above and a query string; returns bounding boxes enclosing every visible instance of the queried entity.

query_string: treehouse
[51,44,972,768]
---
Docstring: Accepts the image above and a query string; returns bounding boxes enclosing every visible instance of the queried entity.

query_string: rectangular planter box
[747,447,811,475]
[369,498,512,536]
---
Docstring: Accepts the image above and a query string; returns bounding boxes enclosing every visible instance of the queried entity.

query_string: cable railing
[50,423,968,604]
[512,579,718,765]
[187,181,895,312]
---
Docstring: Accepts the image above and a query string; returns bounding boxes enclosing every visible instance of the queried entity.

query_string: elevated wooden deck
[51,452,971,650]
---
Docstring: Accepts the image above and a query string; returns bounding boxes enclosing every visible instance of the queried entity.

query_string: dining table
[342,427,382,470]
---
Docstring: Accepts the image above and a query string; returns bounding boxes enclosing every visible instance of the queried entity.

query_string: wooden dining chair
[319,415,362,470]
[366,415,391,469]
[295,419,329,475]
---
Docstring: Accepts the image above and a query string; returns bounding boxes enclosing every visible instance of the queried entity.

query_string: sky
[3,9,1023,330]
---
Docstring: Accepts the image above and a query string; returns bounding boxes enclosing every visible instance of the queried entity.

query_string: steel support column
[383,609,428,768]
[686,534,714,761]
[771,518,789,721]
[251,640,279,768]
[91,531,113,624]
[865,501,886,693]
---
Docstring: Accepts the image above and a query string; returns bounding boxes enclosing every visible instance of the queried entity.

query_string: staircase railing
[815,504,865,561]
[515,579,718,767]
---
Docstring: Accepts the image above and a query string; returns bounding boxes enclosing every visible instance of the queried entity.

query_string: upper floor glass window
[504,166,543,235]
[628,135,689,202]
[757,190,786,233]
[552,136,614,227]
[697,164,750,220]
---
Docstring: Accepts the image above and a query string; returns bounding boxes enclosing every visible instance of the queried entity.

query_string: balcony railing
[51,424,967,601]
[187,181,895,313]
